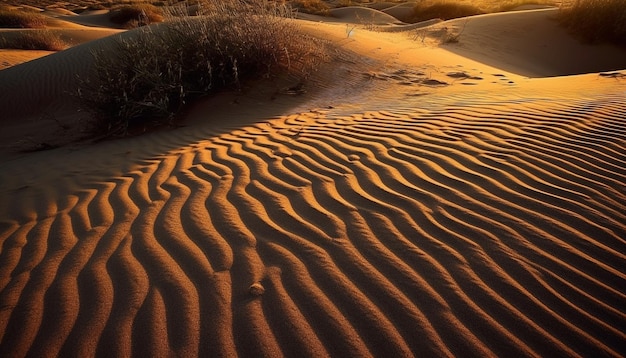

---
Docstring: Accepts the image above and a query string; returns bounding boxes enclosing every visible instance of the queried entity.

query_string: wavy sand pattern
[0,87,624,356]
[1,5,625,357]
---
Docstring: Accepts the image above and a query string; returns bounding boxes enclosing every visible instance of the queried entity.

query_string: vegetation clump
[559,0,626,46]
[77,0,327,136]
[84,4,108,11]
[495,0,554,12]
[109,3,164,28]
[0,30,67,50]
[289,0,331,15]
[0,9,47,28]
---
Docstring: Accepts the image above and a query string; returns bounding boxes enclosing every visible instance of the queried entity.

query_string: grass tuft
[77,0,327,136]
[495,0,554,11]
[85,4,108,11]
[109,3,164,28]
[1,30,67,50]
[0,9,48,28]
[289,0,331,15]
[559,0,626,45]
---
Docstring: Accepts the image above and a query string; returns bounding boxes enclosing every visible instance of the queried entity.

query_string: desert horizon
[0,0,625,357]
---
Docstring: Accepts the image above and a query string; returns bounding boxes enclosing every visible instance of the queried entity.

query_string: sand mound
[0,74,624,356]
[43,17,89,28]
[379,2,416,23]
[43,8,78,17]
[329,6,405,25]
[440,8,626,77]
[0,49,54,69]
[14,5,43,13]
[0,8,624,357]
[59,11,118,28]
[0,27,124,153]
[0,29,123,115]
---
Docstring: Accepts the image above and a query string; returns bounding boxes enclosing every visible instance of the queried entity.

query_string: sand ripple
[0,93,625,357]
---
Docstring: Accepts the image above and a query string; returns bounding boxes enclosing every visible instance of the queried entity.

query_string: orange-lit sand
[0,5,625,357]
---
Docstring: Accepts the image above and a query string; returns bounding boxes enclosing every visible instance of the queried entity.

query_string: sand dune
[0,21,114,72]
[0,79,624,357]
[0,6,625,358]
[329,7,406,25]
[0,49,54,69]
[441,8,626,77]
[58,11,121,28]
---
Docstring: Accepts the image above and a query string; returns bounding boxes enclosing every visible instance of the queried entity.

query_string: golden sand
[0,4,624,357]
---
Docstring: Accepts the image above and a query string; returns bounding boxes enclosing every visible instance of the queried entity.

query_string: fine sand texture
[0,6,625,358]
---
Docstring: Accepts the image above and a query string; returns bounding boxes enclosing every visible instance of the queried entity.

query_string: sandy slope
[0,8,123,68]
[0,8,123,148]
[441,8,626,77]
[0,7,625,357]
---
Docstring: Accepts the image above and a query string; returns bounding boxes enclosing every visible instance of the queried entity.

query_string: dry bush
[1,30,67,50]
[85,4,108,10]
[336,0,354,7]
[0,9,48,28]
[559,0,626,45]
[289,0,331,15]
[494,0,554,11]
[77,0,327,136]
[109,3,164,28]
[409,1,484,23]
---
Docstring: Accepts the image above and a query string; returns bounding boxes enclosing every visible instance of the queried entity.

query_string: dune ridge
[0,83,624,356]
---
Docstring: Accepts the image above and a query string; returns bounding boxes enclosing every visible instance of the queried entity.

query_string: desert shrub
[289,0,331,15]
[336,0,353,7]
[494,0,554,11]
[77,0,327,136]
[559,0,626,45]
[0,30,67,50]
[0,9,47,28]
[85,4,108,10]
[409,1,484,23]
[109,3,164,28]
